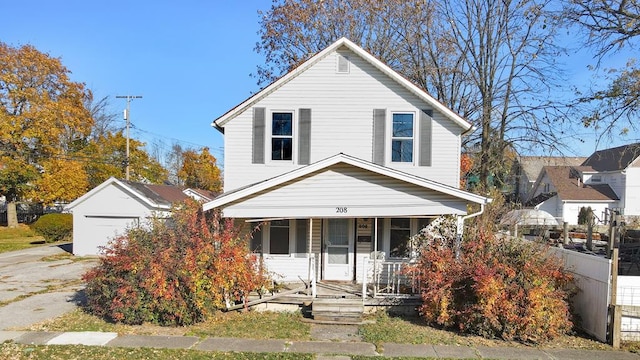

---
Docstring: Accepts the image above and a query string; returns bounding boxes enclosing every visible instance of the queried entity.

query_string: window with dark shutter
[296,219,308,254]
[298,109,311,165]
[252,107,265,164]
[372,109,386,165]
[419,109,433,167]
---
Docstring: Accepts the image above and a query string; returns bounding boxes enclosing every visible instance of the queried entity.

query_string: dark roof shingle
[581,143,640,171]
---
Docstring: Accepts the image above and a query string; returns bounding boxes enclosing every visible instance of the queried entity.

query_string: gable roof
[212,38,472,131]
[65,177,191,211]
[518,156,586,182]
[536,166,618,202]
[581,143,640,171]
[203,153,490,212]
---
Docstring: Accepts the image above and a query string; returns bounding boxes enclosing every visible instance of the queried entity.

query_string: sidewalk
[1,330,639,359]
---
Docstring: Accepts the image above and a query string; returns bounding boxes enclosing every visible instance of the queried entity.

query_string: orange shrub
[83,199,269,326]
[409,227,574,343]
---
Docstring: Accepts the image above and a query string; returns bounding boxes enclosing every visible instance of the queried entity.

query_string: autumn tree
[256,0,571,191]
[177,147,222,192]
[563,0,640,145]
[0,42,92,226]
[81,131,168,188]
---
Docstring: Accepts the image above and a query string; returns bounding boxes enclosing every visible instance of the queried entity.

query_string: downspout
[456,203,485,258]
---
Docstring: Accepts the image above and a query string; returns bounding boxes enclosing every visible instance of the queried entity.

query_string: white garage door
[75,216,139,256]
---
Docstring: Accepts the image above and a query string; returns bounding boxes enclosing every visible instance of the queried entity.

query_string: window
[591,175,602,183]
[271,112,293,161]
[269,220,290,254]
[390,218,411,258]
[337,54,350,73]
[250,224,263,253]
[391,113,414,162]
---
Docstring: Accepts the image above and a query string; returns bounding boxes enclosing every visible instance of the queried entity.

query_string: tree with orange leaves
[0,42,92,226]
[177,147,222,193]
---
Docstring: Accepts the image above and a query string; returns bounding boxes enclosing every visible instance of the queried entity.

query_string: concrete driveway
[0,244,98,330]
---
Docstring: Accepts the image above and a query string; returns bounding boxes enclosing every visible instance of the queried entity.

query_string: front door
[323,218,353,281]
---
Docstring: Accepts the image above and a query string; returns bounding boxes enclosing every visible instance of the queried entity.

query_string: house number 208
[336,207,348,213]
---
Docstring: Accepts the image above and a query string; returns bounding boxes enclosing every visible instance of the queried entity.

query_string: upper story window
[271,112,293,161]
[391,113,414,163]
[591,175,602,183]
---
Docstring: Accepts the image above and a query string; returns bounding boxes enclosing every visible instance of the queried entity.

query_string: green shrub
[30,213,73,242]
[82,199,270,326]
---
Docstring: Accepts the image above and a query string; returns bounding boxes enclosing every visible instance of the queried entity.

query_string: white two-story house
[203,38,490,294]
[527,143,640,225]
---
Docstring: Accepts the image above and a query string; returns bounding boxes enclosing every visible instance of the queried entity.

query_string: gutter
[462,203,485,222]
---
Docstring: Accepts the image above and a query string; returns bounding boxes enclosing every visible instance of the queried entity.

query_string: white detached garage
[65,177,210,256]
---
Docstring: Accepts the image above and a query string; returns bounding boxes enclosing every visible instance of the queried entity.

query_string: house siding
[220,163,468,219]
[223,47,462,192]
[626,167,640,216]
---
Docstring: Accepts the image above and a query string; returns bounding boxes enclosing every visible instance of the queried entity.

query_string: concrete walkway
[1,330,639,359]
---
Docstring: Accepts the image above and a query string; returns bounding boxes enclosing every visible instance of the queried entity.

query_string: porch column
[308,218,313,296]
[373,217,378,297]
[455,215,464,259]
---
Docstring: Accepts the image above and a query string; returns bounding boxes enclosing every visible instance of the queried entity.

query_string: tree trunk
[7,201,18,228]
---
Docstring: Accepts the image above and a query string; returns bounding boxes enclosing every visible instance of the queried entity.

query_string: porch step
[312,298,364,323]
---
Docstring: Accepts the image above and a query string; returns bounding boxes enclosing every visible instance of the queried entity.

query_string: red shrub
[83,199,269,326]
[410,227,574,343]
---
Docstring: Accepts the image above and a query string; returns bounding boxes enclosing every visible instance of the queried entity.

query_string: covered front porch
[203,154,490,308]
[253,216,429,300]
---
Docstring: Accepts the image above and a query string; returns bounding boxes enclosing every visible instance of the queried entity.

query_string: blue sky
[1,1,637,164]
[2,1,270,166]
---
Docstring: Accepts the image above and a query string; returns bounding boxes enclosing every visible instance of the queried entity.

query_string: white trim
[388,111,416,165]
[203,153,490,212]
[212,38,472,131]
[268,109,296,164]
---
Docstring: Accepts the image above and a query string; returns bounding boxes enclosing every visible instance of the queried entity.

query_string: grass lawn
[0,224,46,253]
[25,308,614,352]
[0,343,315,360]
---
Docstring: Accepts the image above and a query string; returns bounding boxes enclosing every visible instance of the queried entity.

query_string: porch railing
[362,256,421,297]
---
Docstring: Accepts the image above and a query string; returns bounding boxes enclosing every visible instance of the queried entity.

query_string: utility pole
[116,95,142,180]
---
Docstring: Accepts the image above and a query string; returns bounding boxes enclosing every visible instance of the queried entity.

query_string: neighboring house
[527,166,619,225]
[580,143,640,217]
[515,156,586,202]
[65,177,216,256]
[202,38,491,296]
[526,143,640,225]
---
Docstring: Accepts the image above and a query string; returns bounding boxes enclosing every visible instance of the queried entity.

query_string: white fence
[617,276,640,341]
[263,255,312,283]
[548,247,611,342]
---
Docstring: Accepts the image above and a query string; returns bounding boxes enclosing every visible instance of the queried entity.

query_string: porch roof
[203,154,490,219]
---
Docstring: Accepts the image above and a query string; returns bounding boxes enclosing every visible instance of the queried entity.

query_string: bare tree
[256,0,571,190]
[85,94,121,140]
[563,0,640,146]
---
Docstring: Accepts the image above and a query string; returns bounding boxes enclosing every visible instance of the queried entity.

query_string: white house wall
[220,163,468,219]
[625,167,640,216]
[562,201,616,226]
[223,47,462,192]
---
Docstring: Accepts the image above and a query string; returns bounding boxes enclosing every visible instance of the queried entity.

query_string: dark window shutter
[372,109,386,165]
[419,109,433,167]
[296,219,308,254]
[298,108,311,165]
[252,107,265,164]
